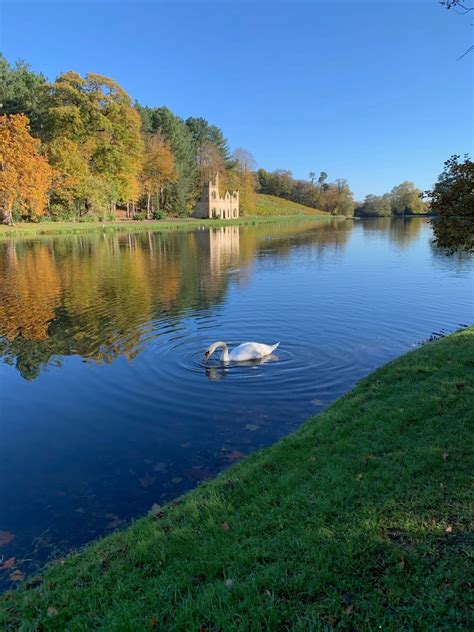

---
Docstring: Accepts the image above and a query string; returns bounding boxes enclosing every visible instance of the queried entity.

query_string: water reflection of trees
[360,216,424,248]
[0,220,348,379]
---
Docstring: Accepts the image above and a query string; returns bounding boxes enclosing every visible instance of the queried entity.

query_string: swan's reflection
[204,354,279,381]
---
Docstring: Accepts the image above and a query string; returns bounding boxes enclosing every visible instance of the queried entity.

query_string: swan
[204,341,279,363]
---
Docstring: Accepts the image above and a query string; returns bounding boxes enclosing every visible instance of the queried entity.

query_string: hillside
[254,193,327,216]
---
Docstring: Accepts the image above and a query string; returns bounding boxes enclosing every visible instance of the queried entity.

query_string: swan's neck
[213,341,229,362]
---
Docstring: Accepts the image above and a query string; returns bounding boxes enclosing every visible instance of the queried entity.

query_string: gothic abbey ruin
[191,173,239,219]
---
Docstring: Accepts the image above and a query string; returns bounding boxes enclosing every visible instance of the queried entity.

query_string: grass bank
[1,329,472,630]
[0,210,329,240]
[255,194,326,216]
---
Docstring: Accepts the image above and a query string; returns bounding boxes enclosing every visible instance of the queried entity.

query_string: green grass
[254,194,327,216]
[1,329,472,630]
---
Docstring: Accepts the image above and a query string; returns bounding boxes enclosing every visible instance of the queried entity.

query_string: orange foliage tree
[0,114,52,224]
[141,133,177,218]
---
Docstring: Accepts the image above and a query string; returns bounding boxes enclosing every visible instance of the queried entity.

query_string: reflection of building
[209,226,240,272]
[194,226,240,278]
[191,173,239,219]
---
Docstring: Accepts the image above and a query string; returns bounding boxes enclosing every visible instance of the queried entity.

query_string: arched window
[211,191,216,199]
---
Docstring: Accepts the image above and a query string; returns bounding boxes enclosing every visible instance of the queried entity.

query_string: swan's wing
[230,342,279,361]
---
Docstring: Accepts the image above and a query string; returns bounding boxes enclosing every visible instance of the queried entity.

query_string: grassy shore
[0,197,328,240]
[1,329,472,630]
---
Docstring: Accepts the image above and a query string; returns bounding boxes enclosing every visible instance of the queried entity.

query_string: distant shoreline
[0,214,338,240]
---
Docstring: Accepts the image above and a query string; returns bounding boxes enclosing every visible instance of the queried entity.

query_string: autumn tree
[427,154,474,253]
[141,133,177,218]
[355,193,392,217]
[0,114,52,224]
[197,140,225,186]
[390,181,426,215]
[229,148,257,215]
[44,72,143,217]
[137,105,196,215]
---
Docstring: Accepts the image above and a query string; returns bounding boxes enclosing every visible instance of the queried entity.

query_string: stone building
[191,173,239,219]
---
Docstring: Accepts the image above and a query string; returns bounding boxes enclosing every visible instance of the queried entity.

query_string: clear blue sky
[1,0,472,199]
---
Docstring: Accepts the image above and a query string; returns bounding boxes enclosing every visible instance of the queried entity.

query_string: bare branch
[457,44,474,59]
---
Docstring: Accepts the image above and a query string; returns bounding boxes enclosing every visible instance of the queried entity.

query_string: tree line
[257,168,432,218]
[1,55,472,252]
[257,169,356,216]
[0,55,257,224]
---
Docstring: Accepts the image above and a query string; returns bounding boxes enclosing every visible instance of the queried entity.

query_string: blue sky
[1,0,472,199]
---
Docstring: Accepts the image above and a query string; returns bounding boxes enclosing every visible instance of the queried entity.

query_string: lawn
[254,194,327,216]
[0,328,472,630]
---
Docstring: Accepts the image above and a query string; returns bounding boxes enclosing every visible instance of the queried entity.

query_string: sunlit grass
[254,194,327,216]
[1,328,472,630]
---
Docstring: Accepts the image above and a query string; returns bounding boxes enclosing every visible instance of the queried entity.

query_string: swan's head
[204,341,226,363]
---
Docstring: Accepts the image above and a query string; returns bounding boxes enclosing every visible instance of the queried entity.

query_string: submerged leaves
[0,531,15,546]
[0,557,15,570]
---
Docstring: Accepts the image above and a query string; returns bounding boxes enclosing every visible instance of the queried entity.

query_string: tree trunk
[147,193,151,220]
[1,208,13,225]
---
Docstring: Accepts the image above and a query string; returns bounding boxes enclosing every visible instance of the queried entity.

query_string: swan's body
[204,341,279,363]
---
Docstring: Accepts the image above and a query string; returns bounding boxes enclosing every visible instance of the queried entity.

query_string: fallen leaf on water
[185,467,213,481]
[171,477,183,484]
[0,557,15,570]
[9,570,24,582]
[445,525,453,533]
[47,607,58,617]
[356,473,363,481]
[105,513,122,528]
[139,474,156,489]
[225,451,244,462]
[222,522,230,531]
[0,531,15,546]
[152,463,167,473]
[245,424,259,432]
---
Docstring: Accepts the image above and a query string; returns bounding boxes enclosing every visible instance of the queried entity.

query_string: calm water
[0,218,472,589]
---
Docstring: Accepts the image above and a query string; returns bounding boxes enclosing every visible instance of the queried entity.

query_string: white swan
[204,341,279,363]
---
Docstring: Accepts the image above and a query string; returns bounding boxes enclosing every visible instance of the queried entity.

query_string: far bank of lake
[0,213,334,240]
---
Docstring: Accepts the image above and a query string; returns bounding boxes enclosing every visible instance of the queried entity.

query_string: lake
[0,217,472,589]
